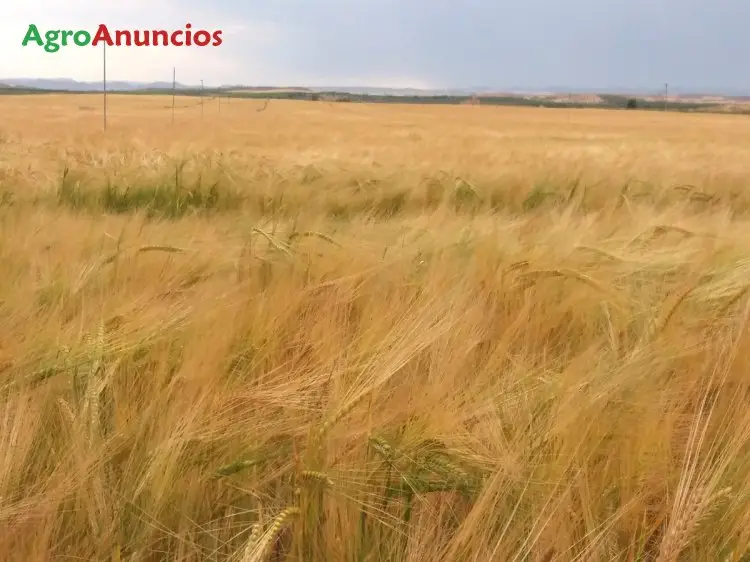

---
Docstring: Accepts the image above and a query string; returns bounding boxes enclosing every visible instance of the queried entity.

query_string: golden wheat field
[2,93,750,561]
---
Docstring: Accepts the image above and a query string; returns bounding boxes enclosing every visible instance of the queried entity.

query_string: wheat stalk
[240,506,300,562]
[574,245,631,263]
[628,224,703,246]
[287,231,342,247]
[716,282,750,317]
[517,268,620,304]
[657,487,732,562]
[136,244,186,254]
[83,322,105,445]
[300,470,334,488]
[645,281,699,341]
[252,228,294,258]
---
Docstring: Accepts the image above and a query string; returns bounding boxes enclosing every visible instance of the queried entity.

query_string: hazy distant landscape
[5,77,750,98]
[4,77,750,114]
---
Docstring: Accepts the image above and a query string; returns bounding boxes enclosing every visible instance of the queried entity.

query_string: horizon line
[2,77,749,97]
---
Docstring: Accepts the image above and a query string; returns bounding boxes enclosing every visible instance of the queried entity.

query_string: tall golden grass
[1,94,750,561]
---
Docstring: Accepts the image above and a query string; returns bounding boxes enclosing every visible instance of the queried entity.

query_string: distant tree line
[0,84,736,114]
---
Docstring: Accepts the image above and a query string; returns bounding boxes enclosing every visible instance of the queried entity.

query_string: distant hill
[2,78,749,116]
[221,85,313,92]
[0,78,464,95]
[1,78,749,99]
[0,78,192,91]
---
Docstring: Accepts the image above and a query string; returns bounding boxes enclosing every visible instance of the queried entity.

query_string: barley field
[2,94,750,561]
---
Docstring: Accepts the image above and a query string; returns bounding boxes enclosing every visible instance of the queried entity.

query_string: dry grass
[1,94,750,561]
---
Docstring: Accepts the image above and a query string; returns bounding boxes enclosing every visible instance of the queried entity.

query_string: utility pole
[103,40,107,131]
[664,83,668,112]
[200,79,204,119]
[172,67,175,125]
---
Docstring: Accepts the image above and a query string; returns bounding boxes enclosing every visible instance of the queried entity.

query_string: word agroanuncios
[22,23,223,53]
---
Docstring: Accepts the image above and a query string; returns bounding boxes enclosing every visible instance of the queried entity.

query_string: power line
[103,40,107,131]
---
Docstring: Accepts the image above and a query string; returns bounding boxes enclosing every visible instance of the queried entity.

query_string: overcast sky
[2,0,749,92]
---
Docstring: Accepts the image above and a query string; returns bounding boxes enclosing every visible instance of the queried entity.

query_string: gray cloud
[6,0,749,91]
[210,0,750,91]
